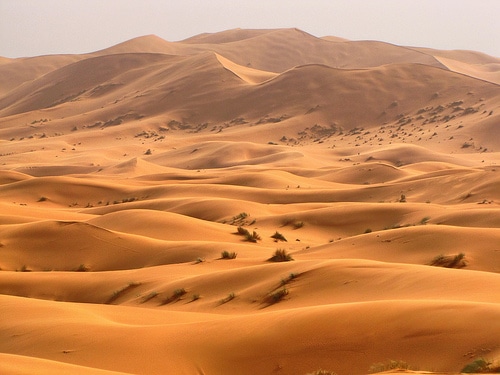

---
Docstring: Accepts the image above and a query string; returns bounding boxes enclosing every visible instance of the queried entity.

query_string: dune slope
[1,28,499,375]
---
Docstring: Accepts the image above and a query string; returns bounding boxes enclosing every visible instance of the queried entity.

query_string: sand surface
[1,28,499,375]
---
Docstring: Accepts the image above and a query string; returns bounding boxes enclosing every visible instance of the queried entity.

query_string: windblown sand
[1,28,499,375]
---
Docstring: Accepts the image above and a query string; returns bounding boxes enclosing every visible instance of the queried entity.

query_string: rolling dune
[1,28,499,375]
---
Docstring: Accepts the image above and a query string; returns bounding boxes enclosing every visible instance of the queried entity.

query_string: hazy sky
[1,0,499,58]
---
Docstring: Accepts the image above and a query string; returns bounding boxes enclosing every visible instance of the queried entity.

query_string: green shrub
[221,250,237,259]
[271,231,287,242]
[305,370,337,375]
[430,253,466,268]
[461,358,499,373]
[269,249,293,262]
[369,360,413,373]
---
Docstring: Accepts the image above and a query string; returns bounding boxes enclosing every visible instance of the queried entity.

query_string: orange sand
[0,28,499,375]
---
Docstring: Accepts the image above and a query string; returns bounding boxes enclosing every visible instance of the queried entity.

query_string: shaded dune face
[0,28,499,375]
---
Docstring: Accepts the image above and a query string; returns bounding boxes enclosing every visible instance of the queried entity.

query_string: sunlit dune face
[0,29,499,375]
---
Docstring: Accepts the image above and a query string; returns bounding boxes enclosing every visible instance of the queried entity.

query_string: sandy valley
[0,28,499,374]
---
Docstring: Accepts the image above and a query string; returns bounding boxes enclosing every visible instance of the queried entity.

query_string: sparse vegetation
[268,288,288,303]
[294,221,305,229]
[369,360,414,373]
[161,288,187,304]
[141,291,159,303]
[430,253,467,268]
[107,282,142,304]
[220,292,236,304]
[271,231,287,242]
[461,358,500,373]
[305,370,337,375]
[235,226,261,242]
[221,250,237,259]
[268,248,294,262]
[37,196,48,202]
[75,264,90,272]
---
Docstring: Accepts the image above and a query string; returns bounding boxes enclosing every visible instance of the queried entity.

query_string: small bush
[305,370,337,375]
[75,264,90,272]
[294,221,305,229]
[461,358,500,373]
[162,288,187,304]
[221,250,237,259]
[369,360,413,373]
[244,230,261,243]
[37,196,48,202]
[270,288,288,303]
[430,253,466,268]
[269,249,293,262]
[271,231,287,242]
[220,292,235,304]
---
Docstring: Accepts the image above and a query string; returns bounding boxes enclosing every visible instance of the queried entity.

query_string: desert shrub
[270,288,288,303]
[271,231,287,242]
[221,250,237,259]
[220,292,235,304]
[364,228,372,234]
[191,294,200,301]
[75,264,90,272]
[305,370,337,375]
[419,216,431,225]
[280,272,299,286]
[269,249,293,262]
[369,360,413,373]
[294,221,305,229]
[162,288,187,304]
[461,358,500,373]
[430,253,466,268]
[141,291,158,303]
[237,226,250,235]
[244,230,261,243]
[37,196,48,202]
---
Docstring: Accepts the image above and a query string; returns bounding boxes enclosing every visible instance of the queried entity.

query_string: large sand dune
[1,28,499,375]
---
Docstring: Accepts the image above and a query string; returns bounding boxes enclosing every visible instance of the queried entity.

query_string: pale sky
[0,0,499,58]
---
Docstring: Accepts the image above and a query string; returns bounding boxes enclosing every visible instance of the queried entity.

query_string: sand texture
[1,28,499,375]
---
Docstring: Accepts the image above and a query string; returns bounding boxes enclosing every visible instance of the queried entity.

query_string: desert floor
[0,29,499,375]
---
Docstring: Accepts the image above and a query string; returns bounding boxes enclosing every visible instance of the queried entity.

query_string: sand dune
[1,28,499,375]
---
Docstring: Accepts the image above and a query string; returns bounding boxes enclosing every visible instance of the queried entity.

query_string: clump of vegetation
[74,264,90,272]
[194,257,205,264]
[461,358,500,373]
[235,226,261,242]
[369,360,414,373]
[37,196,48,202]
[141,291,159,303]
[162,288,187,304]
[305,370,337,375]
[430,253,466,268]
[268,249,294,262]
[419,216,431,225]
[280,272,299,286]
[269,288,289,304]
[294,221,305,229]
[271,231,287,242]
[107,282,142,304]
[220,292,236,304]
[191,294,200,302]
[221,250,237,259]
[399,193,407,203]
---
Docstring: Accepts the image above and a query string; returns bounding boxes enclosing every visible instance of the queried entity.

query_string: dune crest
[0,28,499,375]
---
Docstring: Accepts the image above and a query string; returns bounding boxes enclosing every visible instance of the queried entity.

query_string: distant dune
[0,28,499,375]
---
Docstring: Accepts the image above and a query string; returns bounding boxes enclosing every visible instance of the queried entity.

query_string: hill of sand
[1,28,499,375]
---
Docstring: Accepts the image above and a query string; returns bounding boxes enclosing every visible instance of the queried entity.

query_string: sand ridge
[0,28,499,375]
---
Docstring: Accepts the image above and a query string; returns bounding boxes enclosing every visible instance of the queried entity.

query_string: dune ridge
[1,28,499,375]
